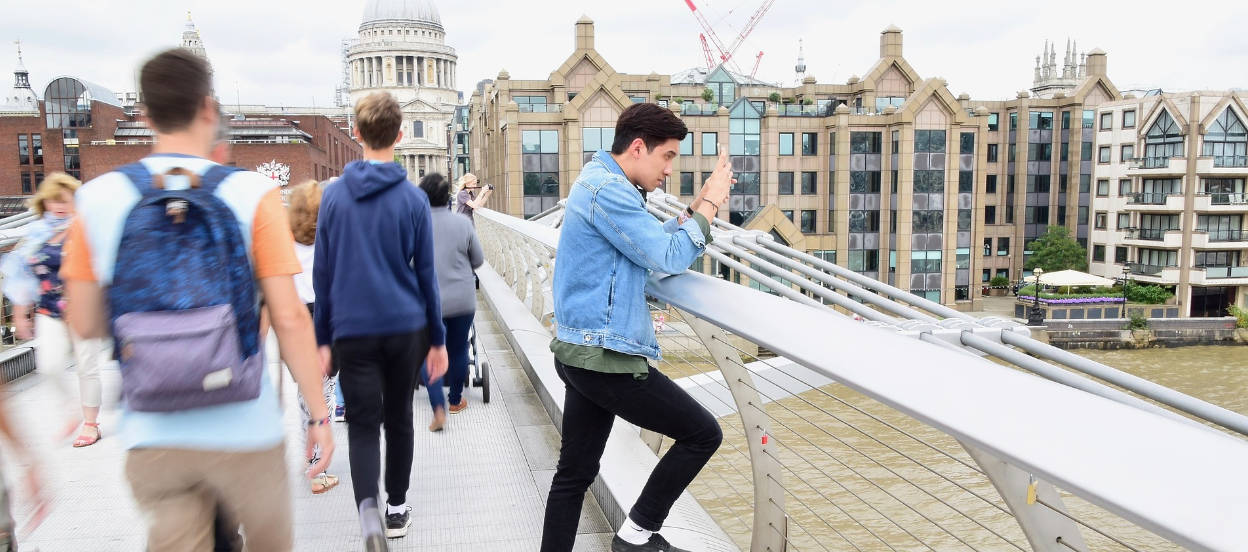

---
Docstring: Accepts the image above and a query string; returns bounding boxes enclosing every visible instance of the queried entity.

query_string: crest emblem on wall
[256,160,292,202]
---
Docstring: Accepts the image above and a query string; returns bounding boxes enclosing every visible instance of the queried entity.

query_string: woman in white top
[288,179,340,495]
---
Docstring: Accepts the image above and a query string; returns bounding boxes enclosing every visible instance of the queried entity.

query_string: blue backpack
[107,162,263,412]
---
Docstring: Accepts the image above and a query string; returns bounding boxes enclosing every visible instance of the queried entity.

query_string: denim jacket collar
[592,150,646,202]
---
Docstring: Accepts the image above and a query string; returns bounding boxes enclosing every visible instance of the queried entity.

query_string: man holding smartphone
[541,102,733,552]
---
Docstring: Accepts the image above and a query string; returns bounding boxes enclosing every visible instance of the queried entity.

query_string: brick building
[1,59,361,197]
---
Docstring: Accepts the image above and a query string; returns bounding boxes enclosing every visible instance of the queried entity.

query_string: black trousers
[540,360,723,551]
[334,330,430,508]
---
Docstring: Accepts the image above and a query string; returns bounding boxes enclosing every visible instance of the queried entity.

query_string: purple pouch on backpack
[114,304,262,412]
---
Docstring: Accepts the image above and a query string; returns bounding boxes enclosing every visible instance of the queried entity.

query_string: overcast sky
[4,0,1245,108]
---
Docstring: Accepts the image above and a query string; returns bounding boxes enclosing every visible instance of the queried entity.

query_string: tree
[701,88,714,102]
[768,92,781,103]
[1024,226,1088,272]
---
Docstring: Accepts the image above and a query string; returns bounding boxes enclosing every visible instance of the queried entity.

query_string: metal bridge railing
[474,194,1248,552]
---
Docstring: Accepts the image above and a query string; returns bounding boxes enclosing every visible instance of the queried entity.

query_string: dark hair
[139,48,213,133]
[610,102,688,154]
[354,92,403,149]
[419,173,451,208]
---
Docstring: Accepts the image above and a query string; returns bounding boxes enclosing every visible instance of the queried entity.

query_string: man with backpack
[313,91,447,547]
[61,48,332,550]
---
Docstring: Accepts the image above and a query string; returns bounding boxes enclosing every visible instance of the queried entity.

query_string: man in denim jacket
[542,103,733,552]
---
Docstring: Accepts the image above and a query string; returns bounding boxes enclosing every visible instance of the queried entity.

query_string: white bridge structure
[474,190,1248,552]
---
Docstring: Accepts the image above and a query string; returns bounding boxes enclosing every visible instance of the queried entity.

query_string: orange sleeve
[60,218,97,282]
[252,188,302,279]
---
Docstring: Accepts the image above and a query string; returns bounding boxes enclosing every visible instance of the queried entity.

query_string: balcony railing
[1128,228,1167,241]
[1206,228,1245,242]
[1204,265,1248,279]
[1211,155,1248,168]
[1127,192,1177,205]
[1130,263,1171,275]
[1205,192,1248,206]
[517,103,562,113]
[775,104,832,117]
[1132,156,1174,169]
[474,194,1248,552]
[680,103,721,116]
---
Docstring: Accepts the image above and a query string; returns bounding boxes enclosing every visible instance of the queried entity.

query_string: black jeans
[540,360,723,551]
[335,330,430,508]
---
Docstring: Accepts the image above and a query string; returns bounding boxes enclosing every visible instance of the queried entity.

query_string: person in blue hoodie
[313,91,447,548]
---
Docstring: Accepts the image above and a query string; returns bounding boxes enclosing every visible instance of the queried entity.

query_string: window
[851,132,882,153]
[1100,112,1113,130]
[849,210,881,231]
[20,172,32,194]
[1096,179,1110,196]
[1080,174,1091,193]
[850,171,881,192]
[1061,111,1071,130]
[988,112,999,131]
[1078,206,1089,224]
[582,127,614,163]
[828,209,836,232]
[802,132,818,155]
[1026,175,1050,193]
[1029,111,1054,131]
[1202,108,1247,167]
[1082,109,1095,129]
[1025,206,1050,224]
[1118,179,1131,197]
[1060,141,1069,162]
[996,269,1010,280]
[984,206,996,224]
[1008,143,1016,162]
[848,250,879,272]
[1029,143,1052,161]
[782,209,794,222]
[18,135,29,164]
[983,238,992,257]
[912,210,943,232]
[1008,175,1016,194]
[413,120,424,138]
[982,269,991,282]
[679,172,694,195]
[1098,145,1111,164]
[521,129,560,218]
[1093,245,1105,262]
[1081,141,1093,160]
[959,171,973,193]
[998,237,1010,256]
[679,134,693,155]
[911,250,942,273]
[702,132,718,156]
[1118,213,1131,229]
[1137,248,1177,268]
[779,133,794,155]
[1009,112,1018,131]
[1121,144,1134,161]
[1145,110,1184,162]
[31,134,42,165]
[830,132,837,155]
[986,174,997,193]
[778,172,794,195]
[706,66,737,106]
[987,143,998,162]
[1006,205,1015,224]
[1123,110,1136,129]
[801,172,817,194]
[891,130,899,154]
[1094,212,1108,229]
[800,210,816,233]
[914,130,946,152]
[1115,246,1129,263]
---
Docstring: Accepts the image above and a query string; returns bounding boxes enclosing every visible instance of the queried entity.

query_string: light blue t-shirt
[76,154,285,451]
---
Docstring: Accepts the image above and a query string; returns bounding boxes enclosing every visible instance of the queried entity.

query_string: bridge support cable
[709,335,1026,552]
[660,309,913,551]
[960,332,1213,431]
[997,331,1248,438]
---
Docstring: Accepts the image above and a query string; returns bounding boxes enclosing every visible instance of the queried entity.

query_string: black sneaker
[384,505,412,538]
[610,533,690,552]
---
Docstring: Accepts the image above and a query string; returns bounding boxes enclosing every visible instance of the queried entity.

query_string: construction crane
[682,0,776,75]
[750,51,764,79]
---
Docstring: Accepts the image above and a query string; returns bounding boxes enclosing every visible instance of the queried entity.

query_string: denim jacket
[551,151,709,360]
